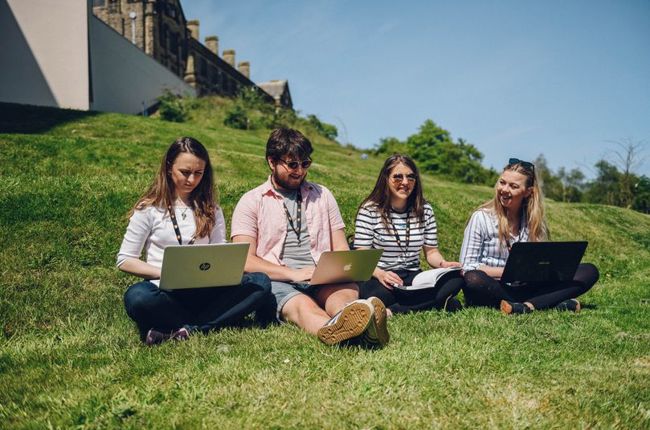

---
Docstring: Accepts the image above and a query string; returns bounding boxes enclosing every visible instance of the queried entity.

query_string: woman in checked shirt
[460,158,599,314]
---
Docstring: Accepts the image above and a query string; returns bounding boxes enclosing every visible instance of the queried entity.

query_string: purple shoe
[145,328,171,346]
[171,327,190,341]
[145,327,190,346]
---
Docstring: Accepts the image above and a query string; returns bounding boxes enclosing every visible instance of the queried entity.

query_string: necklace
[180,206,191,220]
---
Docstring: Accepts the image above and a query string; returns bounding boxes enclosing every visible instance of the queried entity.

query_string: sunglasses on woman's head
[509,158,535,171]
[390,173,417,183]
[277,158,312,170]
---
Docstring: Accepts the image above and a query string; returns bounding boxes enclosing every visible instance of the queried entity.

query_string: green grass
[1,101,649,429]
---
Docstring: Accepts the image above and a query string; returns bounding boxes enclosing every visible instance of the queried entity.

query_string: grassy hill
[1,101,649,429]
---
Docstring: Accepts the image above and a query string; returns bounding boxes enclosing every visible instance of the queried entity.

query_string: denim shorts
[271,281,317,321]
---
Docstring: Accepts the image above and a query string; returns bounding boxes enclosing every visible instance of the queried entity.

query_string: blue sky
[182,0,650,177]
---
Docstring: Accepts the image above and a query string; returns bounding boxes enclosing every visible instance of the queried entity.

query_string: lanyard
[281,190,303,243]
[388,211,410,253]
[168,205,196,245]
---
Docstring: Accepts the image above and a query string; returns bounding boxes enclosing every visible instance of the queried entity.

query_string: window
[107,0,119,13]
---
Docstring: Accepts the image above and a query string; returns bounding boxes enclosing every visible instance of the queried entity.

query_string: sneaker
[500,300,533,315]
[145,328,171,346]
[171,327,190,341]
[443,296,463,313]
[360,297,390,349]
[145,327,190,346]
[555,298,581,313]
[317,300,374,346]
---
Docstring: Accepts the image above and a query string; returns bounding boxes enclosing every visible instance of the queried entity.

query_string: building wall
[0,0,90,110]
[93,0,189,79]
[91,0,280,106]
[89,16,195,114]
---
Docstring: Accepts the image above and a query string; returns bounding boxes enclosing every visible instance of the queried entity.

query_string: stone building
[91,0,290,107]
[258,80,293,110]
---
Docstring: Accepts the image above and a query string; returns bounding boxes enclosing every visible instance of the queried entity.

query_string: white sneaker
[317,300,374,346]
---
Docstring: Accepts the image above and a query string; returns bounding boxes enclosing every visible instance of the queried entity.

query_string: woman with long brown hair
[460,158,599,314]
[354,154,464,314]
[117,137,273,344]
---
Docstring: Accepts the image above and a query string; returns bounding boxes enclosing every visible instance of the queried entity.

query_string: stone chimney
[184,54,196,87]
[187,20,199,40]
[205,35,219,56]
[223,49,235,67]
[238,61,250,79]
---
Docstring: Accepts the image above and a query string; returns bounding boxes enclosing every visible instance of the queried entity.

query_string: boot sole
[500,300,513,315]
[367,297,390,347]
[317,303,372,346]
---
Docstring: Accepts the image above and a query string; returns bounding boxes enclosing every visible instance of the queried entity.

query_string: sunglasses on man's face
[277,158,312,170]
[508,158,535,171]
[390,173,417,184]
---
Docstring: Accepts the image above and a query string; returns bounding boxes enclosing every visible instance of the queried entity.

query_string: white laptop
[159,243,250,291]
[308,249,383,286]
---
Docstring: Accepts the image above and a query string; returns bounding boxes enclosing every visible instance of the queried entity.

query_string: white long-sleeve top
[116,204,226,285]
[459,209,529,272]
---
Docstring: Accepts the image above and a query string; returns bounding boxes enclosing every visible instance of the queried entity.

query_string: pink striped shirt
[231,177,345,265]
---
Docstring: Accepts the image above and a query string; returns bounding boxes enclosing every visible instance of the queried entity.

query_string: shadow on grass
[0,102,100,134]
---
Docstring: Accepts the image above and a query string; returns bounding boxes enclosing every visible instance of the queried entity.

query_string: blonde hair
[129,137,217,239]
[478,161,549,247]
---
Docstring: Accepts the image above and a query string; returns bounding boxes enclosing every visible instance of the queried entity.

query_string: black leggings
[462,263,599,309]
[359,269,465,314]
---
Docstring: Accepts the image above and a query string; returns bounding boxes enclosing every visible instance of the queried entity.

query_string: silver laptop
[159,243,250,290]
[309,249,383,286]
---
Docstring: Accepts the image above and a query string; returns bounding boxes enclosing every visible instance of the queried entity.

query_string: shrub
[224,104,249,130]
[157,90,187,122]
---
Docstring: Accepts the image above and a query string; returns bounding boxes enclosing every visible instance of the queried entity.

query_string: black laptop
[501,241,588,287]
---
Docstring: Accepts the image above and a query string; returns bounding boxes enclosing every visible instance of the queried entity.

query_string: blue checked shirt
[460,209,529,272]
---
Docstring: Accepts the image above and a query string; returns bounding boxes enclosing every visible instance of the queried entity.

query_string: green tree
[307,114,338,141]
[585,160,622,206]
[632,175,650,214]
[372,137,407,155]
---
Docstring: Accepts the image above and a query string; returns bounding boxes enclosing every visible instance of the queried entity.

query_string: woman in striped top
[354,154,464,314]
[460,158,599,314]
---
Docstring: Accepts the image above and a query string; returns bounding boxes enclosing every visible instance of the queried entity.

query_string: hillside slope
[1,102,648,429]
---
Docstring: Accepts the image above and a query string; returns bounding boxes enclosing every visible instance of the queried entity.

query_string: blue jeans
[123,272,274,340]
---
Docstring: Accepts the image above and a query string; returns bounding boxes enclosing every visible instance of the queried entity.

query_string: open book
[394,267,462,291]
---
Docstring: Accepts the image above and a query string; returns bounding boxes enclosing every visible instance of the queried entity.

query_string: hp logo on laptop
[199,262,211,271]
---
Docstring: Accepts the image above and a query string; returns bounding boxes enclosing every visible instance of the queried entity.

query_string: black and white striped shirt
[354,203,438,271]
[459,209,529,272]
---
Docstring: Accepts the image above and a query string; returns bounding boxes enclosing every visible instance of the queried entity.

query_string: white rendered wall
[89,17,195,114]
[0,0,90,109]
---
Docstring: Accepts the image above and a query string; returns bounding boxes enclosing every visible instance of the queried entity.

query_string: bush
[223,104,249,130]
[158,90,187,122]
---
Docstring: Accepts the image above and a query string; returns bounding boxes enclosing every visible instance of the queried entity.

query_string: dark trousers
[462,263,600,309]
[123,272,275,340]
[358,269,465,314]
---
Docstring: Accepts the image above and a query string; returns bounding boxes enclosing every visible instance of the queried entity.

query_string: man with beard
[232,128,389,348]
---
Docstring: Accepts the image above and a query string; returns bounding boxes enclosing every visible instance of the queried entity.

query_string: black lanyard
[168,205,196,245]
[280,190,303,243]
[388,211,410,253]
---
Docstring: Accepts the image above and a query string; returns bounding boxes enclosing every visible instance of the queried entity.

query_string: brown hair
[265,128,313,163]
[358,154,427,230]
[130,137,217,238]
